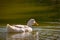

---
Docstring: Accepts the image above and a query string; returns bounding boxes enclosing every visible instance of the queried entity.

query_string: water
[0,26,60,40]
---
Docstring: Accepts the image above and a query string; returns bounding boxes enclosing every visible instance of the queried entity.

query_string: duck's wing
[14,25,25,28]
[24,25,29,28]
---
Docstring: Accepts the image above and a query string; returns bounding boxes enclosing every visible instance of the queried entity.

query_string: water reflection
[11,32,32,38]
[0,28,60,40]
[6,29,60,40]
[7,32,39,40]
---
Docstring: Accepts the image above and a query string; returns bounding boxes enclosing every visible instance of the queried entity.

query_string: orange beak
[34,22,39,26]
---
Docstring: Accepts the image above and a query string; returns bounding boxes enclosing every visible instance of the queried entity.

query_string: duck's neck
[27,23,32,27]
[27,19,36,27]
[27,21,33,27]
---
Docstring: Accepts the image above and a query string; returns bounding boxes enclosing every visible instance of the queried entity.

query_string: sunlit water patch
[0,26,60,40]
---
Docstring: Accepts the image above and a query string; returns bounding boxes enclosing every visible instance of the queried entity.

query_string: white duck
[7,19,38,32]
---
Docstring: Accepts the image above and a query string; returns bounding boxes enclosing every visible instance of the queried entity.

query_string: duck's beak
[34,22,39,26]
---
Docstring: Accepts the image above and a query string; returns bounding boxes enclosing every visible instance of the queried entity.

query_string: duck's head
[27,19,39,27]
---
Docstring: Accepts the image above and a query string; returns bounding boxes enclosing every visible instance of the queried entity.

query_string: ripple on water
[6,29,60,40]
[0,28,60,40]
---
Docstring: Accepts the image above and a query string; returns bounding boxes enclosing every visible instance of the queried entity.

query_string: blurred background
[0,0,60,40]
[0,0,60,25]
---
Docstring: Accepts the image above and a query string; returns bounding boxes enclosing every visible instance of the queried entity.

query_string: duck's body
[7,19,38,32]
[7,24,32,32]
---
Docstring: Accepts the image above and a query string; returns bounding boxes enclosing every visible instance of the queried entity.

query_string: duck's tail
[7,24,11,27]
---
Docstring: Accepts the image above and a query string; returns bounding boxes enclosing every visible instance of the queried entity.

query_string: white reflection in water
[7,32,39,40]
[11,32,32,38]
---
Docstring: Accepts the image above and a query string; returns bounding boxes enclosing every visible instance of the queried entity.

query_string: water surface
[0,26,60,40]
